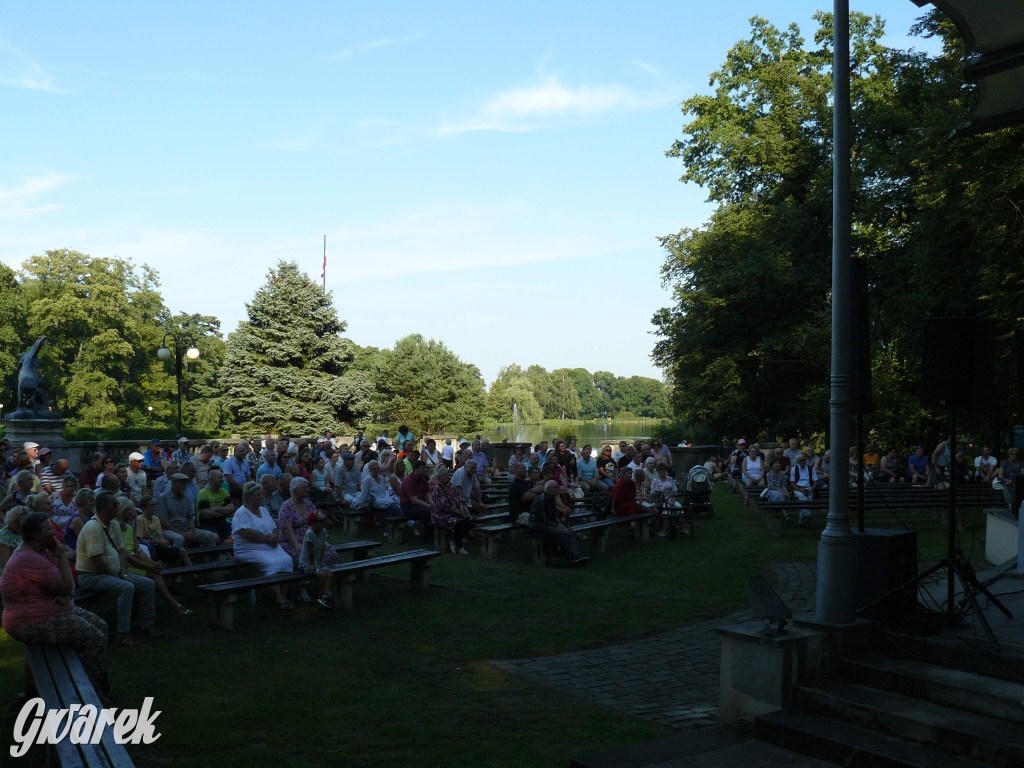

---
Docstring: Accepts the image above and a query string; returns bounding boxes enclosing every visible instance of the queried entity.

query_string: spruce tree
[221,261,370,433]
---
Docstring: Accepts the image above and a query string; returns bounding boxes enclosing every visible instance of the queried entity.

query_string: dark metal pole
[817,0,858,624]
[946,412,956,625]
[857,413,865,532]
[175,340,184,439]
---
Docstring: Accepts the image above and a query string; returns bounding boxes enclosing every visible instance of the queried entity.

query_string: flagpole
[322,233,326,290]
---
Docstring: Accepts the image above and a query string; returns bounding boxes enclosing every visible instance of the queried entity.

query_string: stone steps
[755,646,1024,767]
[836,653,1024,725]
[794,679,1024,765]
[755,709,988,768]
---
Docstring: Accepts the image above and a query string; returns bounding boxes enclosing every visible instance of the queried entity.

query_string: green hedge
[62,426,233,442]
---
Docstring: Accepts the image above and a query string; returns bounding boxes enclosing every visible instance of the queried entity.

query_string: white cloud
[633,59,663,78]
[0,41,62,92]
[0,172,77,218]
[437,76,672,135]
[324,32,426,62]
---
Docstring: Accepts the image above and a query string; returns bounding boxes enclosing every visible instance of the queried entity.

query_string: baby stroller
[683,465,714,522]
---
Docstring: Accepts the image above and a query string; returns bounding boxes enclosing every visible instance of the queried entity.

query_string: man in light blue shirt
[152,462,180,499]
[256,450,282,480]
[220,444,251,496]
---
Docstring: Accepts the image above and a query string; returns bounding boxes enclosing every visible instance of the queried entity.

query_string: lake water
[488,419,655,447]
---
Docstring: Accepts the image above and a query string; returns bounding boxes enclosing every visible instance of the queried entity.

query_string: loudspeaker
[921,317,994,410]
[850,259,873,415]
[854,529,918,623]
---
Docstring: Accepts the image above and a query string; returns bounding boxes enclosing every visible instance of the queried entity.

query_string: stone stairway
[755,640,1024,767]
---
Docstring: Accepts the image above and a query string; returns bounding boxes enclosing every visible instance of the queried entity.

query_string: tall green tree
[652,11,1024,444]
[486,365,543,423]
[0,264,27,405]
[19,249,169,427]
[369,334,486,435]
[221,261,370,433]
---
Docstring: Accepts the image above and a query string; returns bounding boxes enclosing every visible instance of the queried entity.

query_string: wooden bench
[163,540,382,584]
[179,543,234,562]
[477,523,524,559]
[329,548,441,610]
[754,486,1004,537]
[195,541,384,629]
[23,644,135,767]
[571,511,658,553]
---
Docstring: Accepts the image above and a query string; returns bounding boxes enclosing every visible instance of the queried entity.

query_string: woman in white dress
[231,481,295,611]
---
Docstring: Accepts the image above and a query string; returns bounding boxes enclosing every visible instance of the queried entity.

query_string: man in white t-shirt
[975,446,998,484]
[790,453,818,527]
[440,439,454,469]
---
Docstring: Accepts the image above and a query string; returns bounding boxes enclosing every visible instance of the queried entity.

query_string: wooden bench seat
[754,486,1004,537]
[163,540,382,581]
[571,511,659,553]
[195,541,385,629]
[179,543,233,561]
[476,523,524,559]
[329,548,440,610]
[23,644,136,767]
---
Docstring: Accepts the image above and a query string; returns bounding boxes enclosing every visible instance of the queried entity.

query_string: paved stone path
[493,560,818,730]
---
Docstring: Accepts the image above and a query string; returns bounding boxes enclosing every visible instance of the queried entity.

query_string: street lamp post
[157,331,200,439]
[148,406,153,426]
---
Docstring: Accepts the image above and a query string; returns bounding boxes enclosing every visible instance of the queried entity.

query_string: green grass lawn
[0,488,993,767]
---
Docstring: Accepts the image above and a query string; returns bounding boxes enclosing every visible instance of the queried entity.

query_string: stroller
[682,464,714,524]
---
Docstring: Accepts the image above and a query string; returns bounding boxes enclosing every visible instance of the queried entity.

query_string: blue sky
[1,1,939,385]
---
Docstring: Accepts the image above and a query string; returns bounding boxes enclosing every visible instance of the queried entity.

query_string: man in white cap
[440,438,454,469]
[171,437,192,465]
[23,441,40,470]
[122,452,147,503]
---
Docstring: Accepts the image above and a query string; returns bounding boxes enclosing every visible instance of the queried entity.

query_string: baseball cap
[129,452,145,462]
[343,453,356,460]
[737,438,747,445]
[151,438,162,445]
[171,473,189,480]
[178,437,189,444]
[38,447,52,457]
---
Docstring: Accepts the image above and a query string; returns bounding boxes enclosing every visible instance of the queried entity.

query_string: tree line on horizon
[0,255,669,437]
[654,10,1024,449]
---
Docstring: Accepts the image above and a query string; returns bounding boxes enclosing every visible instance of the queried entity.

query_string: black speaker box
[921,317,995,410]
[854,528,918,622]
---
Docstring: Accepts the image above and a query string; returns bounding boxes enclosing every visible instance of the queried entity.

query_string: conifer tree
[221,261,370,433]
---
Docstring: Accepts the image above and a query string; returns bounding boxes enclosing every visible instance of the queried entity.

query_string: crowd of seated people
[3,426,1021,667]
[707,434,1024,524]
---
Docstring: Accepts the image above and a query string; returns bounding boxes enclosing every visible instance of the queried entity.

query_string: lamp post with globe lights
[157,331,200,438]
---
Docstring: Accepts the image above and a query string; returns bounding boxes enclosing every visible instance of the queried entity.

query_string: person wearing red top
[609,466,639,517]
[400,461,433,543]
[1,512,109,695]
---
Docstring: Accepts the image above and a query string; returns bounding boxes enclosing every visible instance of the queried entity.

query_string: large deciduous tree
[654,11,1023,445]
[19,249,170,427]
[221,261,370,433]
[486,365,543,424]
[369,334,486,435]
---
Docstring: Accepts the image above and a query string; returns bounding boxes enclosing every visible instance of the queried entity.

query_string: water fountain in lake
[510,401,526,442]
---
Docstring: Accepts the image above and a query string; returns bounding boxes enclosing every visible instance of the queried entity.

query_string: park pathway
[492,560,817,730]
